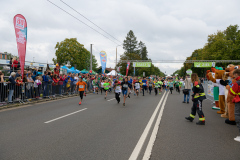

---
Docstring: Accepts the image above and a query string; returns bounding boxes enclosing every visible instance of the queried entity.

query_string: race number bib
[123,84,128,88]
[79,85,84,88]
[142,83,146,85]
[149,84,152,87]
[116,86,120,90]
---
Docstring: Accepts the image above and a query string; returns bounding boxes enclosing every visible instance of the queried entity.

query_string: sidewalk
[150,90,240,160]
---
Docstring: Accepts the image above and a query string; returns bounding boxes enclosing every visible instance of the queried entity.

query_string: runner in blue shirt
[142,77,148,96]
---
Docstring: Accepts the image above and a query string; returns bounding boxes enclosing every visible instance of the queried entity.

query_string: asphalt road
[0,89,239,160]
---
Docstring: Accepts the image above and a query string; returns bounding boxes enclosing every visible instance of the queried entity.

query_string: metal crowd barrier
[0,81,79,106]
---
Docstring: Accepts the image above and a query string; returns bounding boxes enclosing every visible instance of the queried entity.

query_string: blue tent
[61,65,68,69]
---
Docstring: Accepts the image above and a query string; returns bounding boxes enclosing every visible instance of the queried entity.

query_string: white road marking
[107,98,116,101]
[44,108,87,124]
[128,91,167,160]
[142,91,170,160]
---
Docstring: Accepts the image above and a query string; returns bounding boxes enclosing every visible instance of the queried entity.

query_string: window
[2,54,6,59]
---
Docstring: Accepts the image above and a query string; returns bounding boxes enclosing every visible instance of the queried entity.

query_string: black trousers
[154,88,158,95]
[142,86,147,95]
[149,87,152,94]
[170,87,173,94]
[115,92,120,102]
[191,100,205,120]
[79,91,84,99]
[176,86,180,93]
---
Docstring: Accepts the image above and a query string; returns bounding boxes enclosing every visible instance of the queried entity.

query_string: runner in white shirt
[114,80,122,103]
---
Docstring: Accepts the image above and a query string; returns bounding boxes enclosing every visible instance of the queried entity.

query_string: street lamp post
[90,44,93,71]
[116,45,121,75]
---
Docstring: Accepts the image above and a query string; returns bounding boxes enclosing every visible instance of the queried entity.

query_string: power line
[60,0,122,44]
[46,0,121,45]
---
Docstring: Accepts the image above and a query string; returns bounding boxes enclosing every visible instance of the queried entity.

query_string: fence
[0,81,79,106]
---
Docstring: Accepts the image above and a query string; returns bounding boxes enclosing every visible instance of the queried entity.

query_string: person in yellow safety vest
[185,73,206,125]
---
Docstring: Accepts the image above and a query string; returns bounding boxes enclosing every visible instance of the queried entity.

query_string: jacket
[9,76,16,90]
[192,81,206,101]
[184,78,191,89]
[229,76,240,103]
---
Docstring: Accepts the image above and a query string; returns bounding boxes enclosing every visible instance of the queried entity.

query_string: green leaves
[53,38,97,71]
[174,24,240,77]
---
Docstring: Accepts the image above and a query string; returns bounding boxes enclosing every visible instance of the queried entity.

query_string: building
[0,52,8,60]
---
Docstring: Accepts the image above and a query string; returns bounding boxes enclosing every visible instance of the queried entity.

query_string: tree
[52,38,98,71]
[172,24,240,77]
[123,30,139,54]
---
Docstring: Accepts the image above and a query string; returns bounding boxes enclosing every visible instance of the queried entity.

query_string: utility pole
[90,44,93,71]
[116,45,121,75]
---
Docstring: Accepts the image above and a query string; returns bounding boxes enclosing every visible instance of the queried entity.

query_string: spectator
[52,74,59,97]
[0,71,6,105]
[12,57,18,72]
[8,72,16,103]
[16,70,21,78]
[34,76,41,98]
[27,73,34,99]
[59,74,65,95]
[183,74,192,103]
[15,77,23,100]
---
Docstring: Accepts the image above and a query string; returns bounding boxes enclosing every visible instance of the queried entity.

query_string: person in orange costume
[76,77,87,105]
[222,65,240,125]
[208,69,226,114]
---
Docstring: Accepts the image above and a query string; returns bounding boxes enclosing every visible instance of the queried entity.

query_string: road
[0,89,239,160]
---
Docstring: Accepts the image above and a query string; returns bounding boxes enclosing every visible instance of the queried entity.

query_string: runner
[148,79,154,95]
[158,78,163,94]
[114,80,121,103]
[154,79,159,95]
[100,79,104,95]
[134,79,141,96]
[169,79,174,94]
[133,77,137,96]
[103,79,110,99]
[121,77,131,106]
[175,80,180,93]
[127,76,133,98]
[142,77,148,96]
[76,77,87,105]
[92,78,99,94]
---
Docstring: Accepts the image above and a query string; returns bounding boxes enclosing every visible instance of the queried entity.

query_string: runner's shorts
[122,89,128,96]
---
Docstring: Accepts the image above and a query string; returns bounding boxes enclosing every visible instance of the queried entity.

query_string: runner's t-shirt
[76,81,87,91]
[154,82,159,88]
[149,82,154,87]
[135,82,140,89]
[142,80,147,86]
[114,83,121,93]
[103,82,110,90]
[121,81,130,90]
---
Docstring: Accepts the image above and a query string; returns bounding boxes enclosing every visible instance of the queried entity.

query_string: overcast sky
[0,0,239,75]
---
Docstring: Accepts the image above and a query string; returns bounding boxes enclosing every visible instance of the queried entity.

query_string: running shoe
[123,103,125,106]
[159,93,161,94]
[105,97,106,99]
[79,101,81,105]
[128,94,130,98]
[234,136,240,142]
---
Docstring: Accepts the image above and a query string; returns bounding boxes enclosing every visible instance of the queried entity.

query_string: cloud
[0,0,239,75]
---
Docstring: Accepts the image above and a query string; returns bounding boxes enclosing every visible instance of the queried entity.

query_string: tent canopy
[107,70,117,75]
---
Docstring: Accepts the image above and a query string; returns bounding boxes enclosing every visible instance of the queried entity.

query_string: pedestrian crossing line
[44,108,87,124]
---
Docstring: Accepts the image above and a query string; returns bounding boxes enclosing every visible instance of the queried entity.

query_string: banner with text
[126,61,130,76]
[100,51,107,74]
[194,62,215,68]
[13,14,27,79]
[133,62,151,68]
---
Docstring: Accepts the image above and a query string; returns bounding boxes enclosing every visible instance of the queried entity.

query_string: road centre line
[128,91,167,160]
[44,108,87,124]
[142,91,170,160]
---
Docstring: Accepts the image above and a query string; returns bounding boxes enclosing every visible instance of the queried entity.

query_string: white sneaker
[234,136,240,142]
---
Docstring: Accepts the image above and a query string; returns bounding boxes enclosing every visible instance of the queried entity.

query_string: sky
[0,0,239,75]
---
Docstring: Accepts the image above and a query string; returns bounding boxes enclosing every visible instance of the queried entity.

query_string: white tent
[107,70,117,75]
